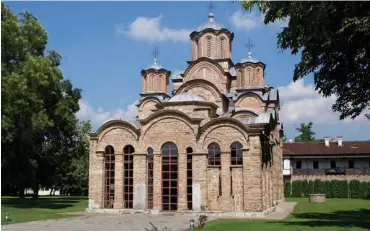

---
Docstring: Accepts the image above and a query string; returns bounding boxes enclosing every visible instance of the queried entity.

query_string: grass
[1,196,87,224]
[201,198,370,231]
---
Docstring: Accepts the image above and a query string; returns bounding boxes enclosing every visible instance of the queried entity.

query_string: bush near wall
[284,181,291,197]
[286,179,369,199]
[291,180,303,197]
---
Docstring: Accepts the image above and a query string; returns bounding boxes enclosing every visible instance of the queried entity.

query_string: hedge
[284,181,291,197]
[286,179,369,199]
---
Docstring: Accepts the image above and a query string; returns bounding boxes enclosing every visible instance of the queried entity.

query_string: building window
[296,161,302,169]
[103,145,115,208]
[313,161,319,169]
[161,142,178,211]
[348,160,354,169]
[147,147,154,209]
[123,145,134,209]
[208,143,221,165]
[206,36,212,57]
[220,37,225,58]
[330,160,336,169]
[230,142,243,165]
[186,147,193,210]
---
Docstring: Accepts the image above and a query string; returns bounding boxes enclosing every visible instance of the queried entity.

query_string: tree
[58,121,91,196]
[242,1,370,120]
[1,3,81,198]
[294,122,315,142]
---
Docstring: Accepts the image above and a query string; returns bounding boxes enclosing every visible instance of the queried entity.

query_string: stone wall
[89,115,284,213]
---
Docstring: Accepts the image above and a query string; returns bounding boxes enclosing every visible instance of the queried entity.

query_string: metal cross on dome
[245,38,255,53]
[208,1,215,13]
[152,46,159,64]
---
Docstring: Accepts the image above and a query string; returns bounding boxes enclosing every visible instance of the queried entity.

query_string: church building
[88,10,284,214]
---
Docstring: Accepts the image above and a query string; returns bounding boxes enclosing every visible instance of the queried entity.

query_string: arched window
[147,147,154,209]
[186,147,193,210]
[208,143,221,166]
[104,145,115,208]
[161,142,178,211]
[230,142,243,165]
[123,145,134,209]
[197,39,201,58]
[220,37,225,58]
[206,36,212,58]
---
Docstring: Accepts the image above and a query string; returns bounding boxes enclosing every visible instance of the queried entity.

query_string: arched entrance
[161,142,178,211]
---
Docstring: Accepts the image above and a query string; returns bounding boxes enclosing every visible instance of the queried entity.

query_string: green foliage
[284,181,291,197]
[242,1,370,120]
[350,180,361,198]
[1,3,83,197]
[359,182,368,199]
[308,180,314,195]
[314,179,324,193]
[323,181,332,198]
[292,180,303,197]
[294,122,316,142]
[302,180,309,197]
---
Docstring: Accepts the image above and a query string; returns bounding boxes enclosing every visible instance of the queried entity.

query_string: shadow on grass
[270,209,370,230]
[1,197,85,210]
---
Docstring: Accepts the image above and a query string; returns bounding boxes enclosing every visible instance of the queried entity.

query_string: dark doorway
[161,142,178,211]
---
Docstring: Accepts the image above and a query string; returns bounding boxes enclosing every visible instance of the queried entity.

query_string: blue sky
[6,1,370,141]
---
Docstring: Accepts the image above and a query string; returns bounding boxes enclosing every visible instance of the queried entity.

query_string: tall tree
[295,122,316,142]
[1,3,81,197]
[242,1,370,120]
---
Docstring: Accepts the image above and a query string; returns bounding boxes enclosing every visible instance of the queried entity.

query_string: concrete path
[2,202,296,231]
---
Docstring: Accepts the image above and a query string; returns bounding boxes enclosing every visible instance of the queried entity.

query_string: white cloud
[76,99,138,130]
[117,15,192,43]
[278,80,369,124]
[231,10,289,31]
[230,11,262,31]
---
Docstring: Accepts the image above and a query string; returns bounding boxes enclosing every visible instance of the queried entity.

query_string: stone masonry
[88,10,284,215]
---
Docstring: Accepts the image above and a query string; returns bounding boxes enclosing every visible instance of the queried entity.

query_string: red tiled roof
[283,141,370,156]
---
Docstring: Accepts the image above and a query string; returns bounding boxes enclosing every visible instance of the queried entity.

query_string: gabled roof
[283,141,370,156]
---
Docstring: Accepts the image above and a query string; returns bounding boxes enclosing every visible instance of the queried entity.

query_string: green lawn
[202,198,370,231]
[1,196,87,224]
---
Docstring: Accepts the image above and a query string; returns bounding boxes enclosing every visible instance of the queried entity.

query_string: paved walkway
[2,202,296,231]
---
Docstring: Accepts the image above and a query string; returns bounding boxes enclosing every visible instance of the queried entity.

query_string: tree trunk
[32,184,39,199]
[18,185,25,199]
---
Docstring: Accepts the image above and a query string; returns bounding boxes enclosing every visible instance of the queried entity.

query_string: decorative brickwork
[88,11,284,214]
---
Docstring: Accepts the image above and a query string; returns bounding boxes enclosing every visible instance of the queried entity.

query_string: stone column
[133,153,147,210]
[114,153,123,208]
[221,151,232,211]
[177,152,187,211]
[243,136,263,212]
[153,153,162,211]
[192,153,207,211]
[88,138,104,209]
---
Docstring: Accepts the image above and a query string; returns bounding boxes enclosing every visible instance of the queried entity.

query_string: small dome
[169,92,205,102]
[197,12,224,31]
[147,58,163,70]
[241,51,259,63]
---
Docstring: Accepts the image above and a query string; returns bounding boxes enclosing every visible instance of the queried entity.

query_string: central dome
[169,92,205,102]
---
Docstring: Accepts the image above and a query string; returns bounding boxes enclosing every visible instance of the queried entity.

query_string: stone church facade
[88,12,284,214]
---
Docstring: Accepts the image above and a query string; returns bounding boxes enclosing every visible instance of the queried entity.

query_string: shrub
[359,182,368,199]
[197,214,208,229]
[324,181,333,198]
[349,180,361,198]
[302,180,309,197]
[292,180,303,197]
[314,179,324,193]
[284,181,291,197]
[338,180,349,198]
[308,180,315,194]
